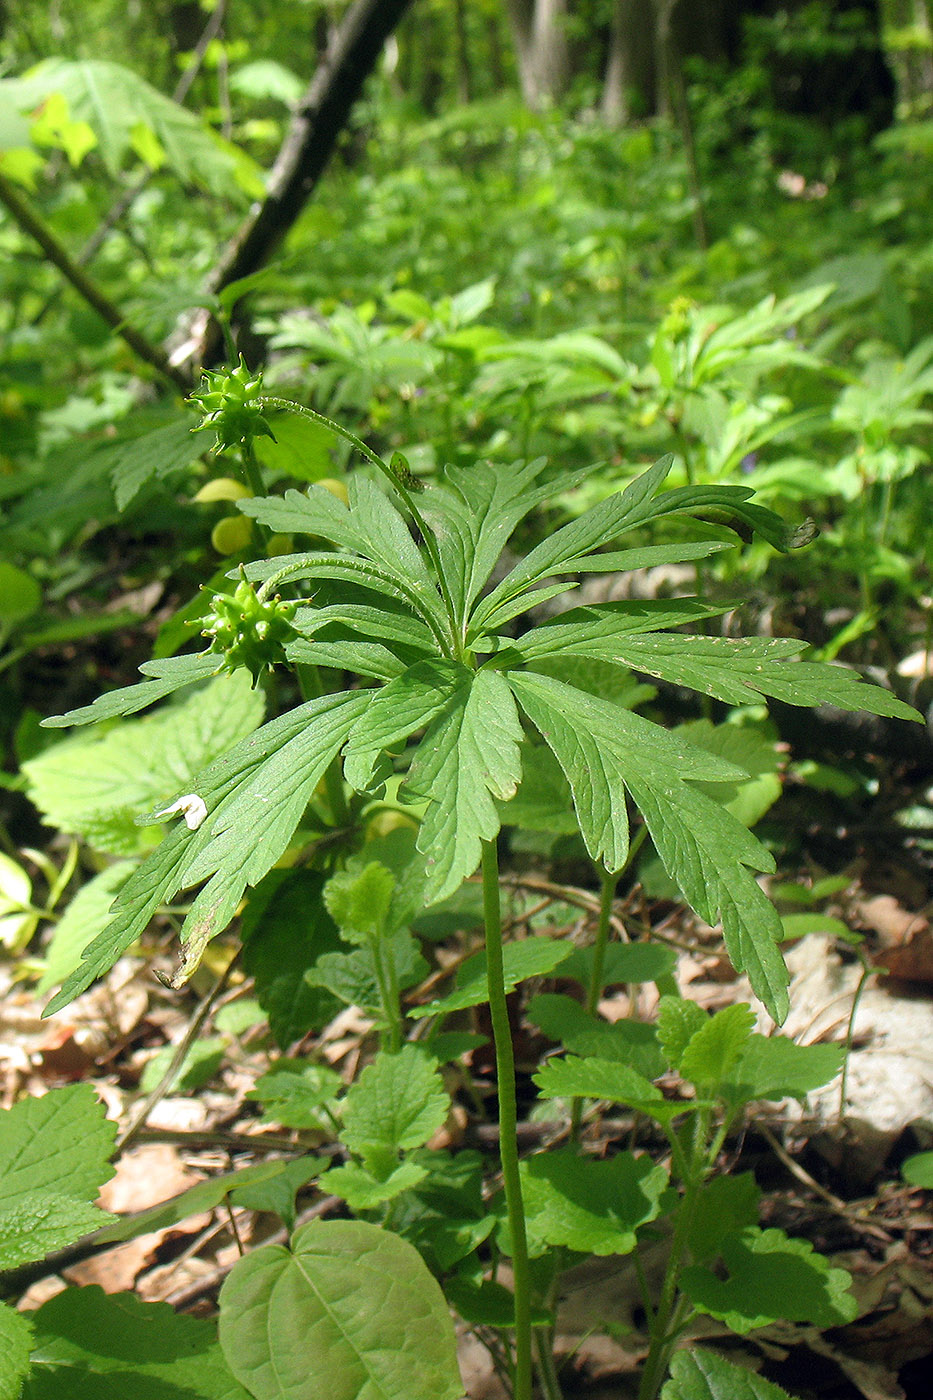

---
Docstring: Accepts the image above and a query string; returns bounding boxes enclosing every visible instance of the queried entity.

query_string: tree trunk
[183,0,415,371]
[880,0,933,113]
[601,0,655,124]
[505,0,570,108]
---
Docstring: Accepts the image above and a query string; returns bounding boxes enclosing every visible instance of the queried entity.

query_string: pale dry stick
[116,955,238,1151]
[756,1122,894,1245]
[499,873,630,941]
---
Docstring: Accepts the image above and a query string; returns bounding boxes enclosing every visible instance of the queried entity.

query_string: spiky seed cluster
[200,573,298,686]
[188,357,276,451]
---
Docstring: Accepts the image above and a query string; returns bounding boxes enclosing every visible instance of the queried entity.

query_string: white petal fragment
[154,794,208,830]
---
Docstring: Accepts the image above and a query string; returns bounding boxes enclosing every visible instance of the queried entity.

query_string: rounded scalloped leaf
[680,1226,858,1334]
[218,1220,462,1400]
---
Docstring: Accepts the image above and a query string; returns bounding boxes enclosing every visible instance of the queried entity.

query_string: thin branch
[0,167,190,392]
[190,0,416,368]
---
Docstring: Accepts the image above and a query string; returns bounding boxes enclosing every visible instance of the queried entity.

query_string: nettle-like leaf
[661,1348,795,1400]
[27,671,264,853]
[533,1054,689,1125]
[518,1146,669,1258]
[340,1045,449,1158]
[0,1084,115,1270]
[0,1302,33,1400]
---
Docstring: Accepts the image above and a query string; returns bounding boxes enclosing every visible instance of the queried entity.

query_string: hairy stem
[482,839,532,1400]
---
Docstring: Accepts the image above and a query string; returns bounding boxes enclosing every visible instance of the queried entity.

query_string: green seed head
[188,357,276,452]
[200,571,298,685]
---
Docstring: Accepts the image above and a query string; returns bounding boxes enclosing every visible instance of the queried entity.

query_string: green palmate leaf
[218,1220,462,1400]
[241,870,343,1049]
[410,935,574,1018]
[511,599,733,665]
[507,669,746,876]
[661,1348,795,1400]
[95,416,205,511]
[680,1227,858,1333]
[0,1301,33,1400]
[247,1060,342,1131]
[38,861,135,994]
[527,993,667,1079]
[423,457,553,624]
[44,690,370,1016]
[340,1045,449,1157]
[28,671,264,854]
[679,1003,756,1089]
[9,58,252,195]
[323,1160,429,1211]
[23,1286,251,1400]
[343,658,462,790]
[95,1161,309,1245]
[657,996,709,1071]
[470,455,676,633]
[404,666,524,901]
[686,1174,761,1265]
[724,1035,845,1102]
[41,652,220,728]
[519,1146,669,1257]
[471,457,791,636]
[549,630,920,722]
[0,1085,115,1269]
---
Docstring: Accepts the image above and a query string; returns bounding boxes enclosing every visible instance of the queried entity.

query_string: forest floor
[2,811,932,1400]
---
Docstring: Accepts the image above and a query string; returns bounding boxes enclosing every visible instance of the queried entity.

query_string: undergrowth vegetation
[1,29,932,1400]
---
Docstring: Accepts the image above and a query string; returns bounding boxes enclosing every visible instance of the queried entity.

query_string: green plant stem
[839,951,873,1117]
[637,1109,712,1400]
[0,167,191,393]
[481,839,532,1400]
[260,551,454,658]
[240,439,272,547]
[570,831,646,1142]
[534,1326,564,1400]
